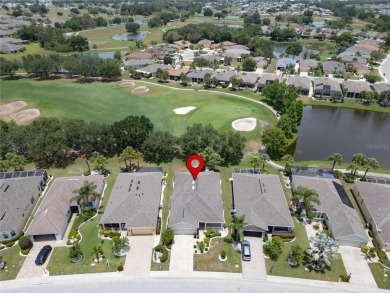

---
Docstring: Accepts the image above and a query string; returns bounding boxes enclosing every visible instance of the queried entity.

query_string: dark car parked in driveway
[241,240,251,261]
[35,245,52,265]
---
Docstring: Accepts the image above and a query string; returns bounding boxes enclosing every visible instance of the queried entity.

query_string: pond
[225,15,240,20]
[215,24,243,28]
[290,106,390,168]
[112,31,148,41]
[73,51,127,59]
[312,21,326,28]
[109,19,148,26]
[273,43,319,61]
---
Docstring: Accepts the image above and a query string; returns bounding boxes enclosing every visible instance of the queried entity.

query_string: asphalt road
[1,277,385,293]
[378,53,390,83]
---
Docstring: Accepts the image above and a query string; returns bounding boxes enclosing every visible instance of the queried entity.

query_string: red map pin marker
[186,154,204,180]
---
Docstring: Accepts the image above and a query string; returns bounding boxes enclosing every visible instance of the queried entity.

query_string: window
[31,196,34,204]
[89,202,93,208]
[11,230,16,237]
[273,226,290,232]
[2,233,8,239]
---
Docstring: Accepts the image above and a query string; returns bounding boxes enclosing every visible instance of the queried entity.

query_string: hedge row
[203,231,222,238]
[272,232,295,239]
[99,229,121,238]
[156,217,161,235]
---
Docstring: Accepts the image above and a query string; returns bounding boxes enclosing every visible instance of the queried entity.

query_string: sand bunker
[131,86,149,93]
[10,109,41,124]
[119,82,135,87]
[173,106,196,115]
[0,101,27,116]
[232,118,257,131]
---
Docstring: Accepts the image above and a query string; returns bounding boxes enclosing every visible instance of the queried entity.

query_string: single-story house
[372,83,390,95]
[197,39,213,48]
[352,62,369,76]
[223,44,248,50]
[299,59,318,72]
[168,67,190,80]
[126,52,153,60]
[168,172,224,234]
[135,64,170,77]
[0,37,28,45]
[291,175,369,247]
[313,78,342,98]
[173,40,191,49]
[237,73,259,88]
[0,170,48,241]
[276,58,296,70]
[26,175,105,242]
[122,58,155,70]
[100,172,162,235]
[0,42,24,54]
[286,76,311,95]
[187,69,214,83]
[338,52,367,64]
[257,74,284,91]
[223,48,251,62]
[352,181,390,251]
[322,61,345,75]
[201,55,224,63]
[253,56,268,69]
[342,80,372,98]
[233,173,293,237]
[211,70,236,84]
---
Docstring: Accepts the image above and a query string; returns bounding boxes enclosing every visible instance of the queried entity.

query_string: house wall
[336,235,367,248]
[128,228,155,236]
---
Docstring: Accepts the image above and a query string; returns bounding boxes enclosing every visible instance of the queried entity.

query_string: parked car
[35,245,52,265]
[241,240,251,261]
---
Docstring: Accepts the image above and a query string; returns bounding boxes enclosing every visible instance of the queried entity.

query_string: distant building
[342,80,372,99]
[313,78,342,98]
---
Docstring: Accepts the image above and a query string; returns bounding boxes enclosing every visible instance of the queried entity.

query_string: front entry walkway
[122,235,154,277]
[339,246,377,288]
[242,237,267,280]
[169,235,194,277]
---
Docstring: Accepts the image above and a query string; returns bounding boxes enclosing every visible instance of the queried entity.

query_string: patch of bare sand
[10,108,40,124]
[0,101,27,116]
[131,86,149,93]
[119,82,135,87]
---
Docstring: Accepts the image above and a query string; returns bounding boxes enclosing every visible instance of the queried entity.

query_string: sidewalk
[335,169,390,179]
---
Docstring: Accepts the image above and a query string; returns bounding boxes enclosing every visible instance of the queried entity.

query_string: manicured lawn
[0,78,277,138]
[368,263,390,290]
[265,218,347,282]
[194,238,241,273]
[304,99,390,114]
[150,251,170,271]
[0,245,25,281]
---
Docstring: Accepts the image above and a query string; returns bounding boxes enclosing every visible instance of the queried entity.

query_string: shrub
[376,248,390,266]
[155,245,168,263]
[263,236,284,261]
[21,247,31,255]
[0,246,5,250]
[193,245,197,249]
[313,224,320,230]
[66,240,72,245]
[205,248,208,252]
[68,229,78,239]
[223,236,233,243]
[344,174,355,183]
[83,170,91,176]
[221,250,227,259]
[272,232,295,239]
[211,232,221,238]
[204,231,211,237]
[361,245,369,253]
[18,236,33,250]
[156,217,161,235]
[198,241,205,253]
[368,230,374,237]
[193,233,197,239]
[117,263,124,271]
[69,244,82,260]
[334,170,343,179]
[161,229,174,247]
[340,274,349,282]
[204,237,210,245]
[5,241,15,247]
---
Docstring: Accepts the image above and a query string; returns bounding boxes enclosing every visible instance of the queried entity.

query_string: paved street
[242,237,267,280]
[122,236,154,277]
[339,247,378,288]
[378,53,390,83]
[169,235,193,277]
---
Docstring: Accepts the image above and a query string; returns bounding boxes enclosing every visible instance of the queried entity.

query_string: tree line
[0,116,246,171]
[0,54,121,80]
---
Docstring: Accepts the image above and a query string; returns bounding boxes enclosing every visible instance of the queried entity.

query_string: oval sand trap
[0,101,27,115]
[232,118,257,131]
[119,82,135,87]
[10,108,41,124]
[131,86,149,93]
[173,106,196,115]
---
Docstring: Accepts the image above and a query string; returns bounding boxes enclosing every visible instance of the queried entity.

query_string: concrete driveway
[17,240,62,279]
[338,247,377,288]
[242,237,267,280]
[122,235,154,277]
[169,235,194,277]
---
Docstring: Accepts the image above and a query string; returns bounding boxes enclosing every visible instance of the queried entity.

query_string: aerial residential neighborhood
[0,0,389,292]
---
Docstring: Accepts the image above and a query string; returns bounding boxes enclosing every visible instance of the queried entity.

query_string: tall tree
[293,186,320,217]
[200,147,223,170]
[328,153,343,170]
[90,245,104,263]
[119,146,137,171]
[363,157,379,178]
[261,126,288,157]
[125,22,140,33]
[71,181,100,212]
[4,152,26,171]
[228,214,248,242]
[90,151,108,172]
[250,155,261,172]
[142,131,178,164]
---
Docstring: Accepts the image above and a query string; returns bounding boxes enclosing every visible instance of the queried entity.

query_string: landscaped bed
[193,238,241,273]
[0,245,25,281]
[265,218,347,282]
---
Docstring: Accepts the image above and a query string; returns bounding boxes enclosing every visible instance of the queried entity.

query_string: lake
[73,51,127,59]
[215,24,243,28]
[290,106,390,168]
[312,21,326,28]
[273,43,319,60]
[112,31,148,41]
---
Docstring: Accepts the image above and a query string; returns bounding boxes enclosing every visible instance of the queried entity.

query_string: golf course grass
[0,78,277,138]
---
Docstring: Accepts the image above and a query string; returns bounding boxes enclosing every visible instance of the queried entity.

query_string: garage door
[129,228,154,235]
[244,230,263,237]
[337,239,364,247]
[173,229,196,235]
[33,234,57,242]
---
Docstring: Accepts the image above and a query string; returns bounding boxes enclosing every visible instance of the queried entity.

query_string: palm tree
[352,153,367,172]
[119,146,137,171]
[363,157,379,179]
[281,154,294,168]
[112,236,130,255]
[259,153,270,171]
[250,155,261,172]
[90,151,108,173]
[91,245,104,263]
[71,181,100,212]
[347,162,359,178]
[228,214,248,242]
[134,151,143,169]
[328,153,343,170]
[293,186,320,217]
